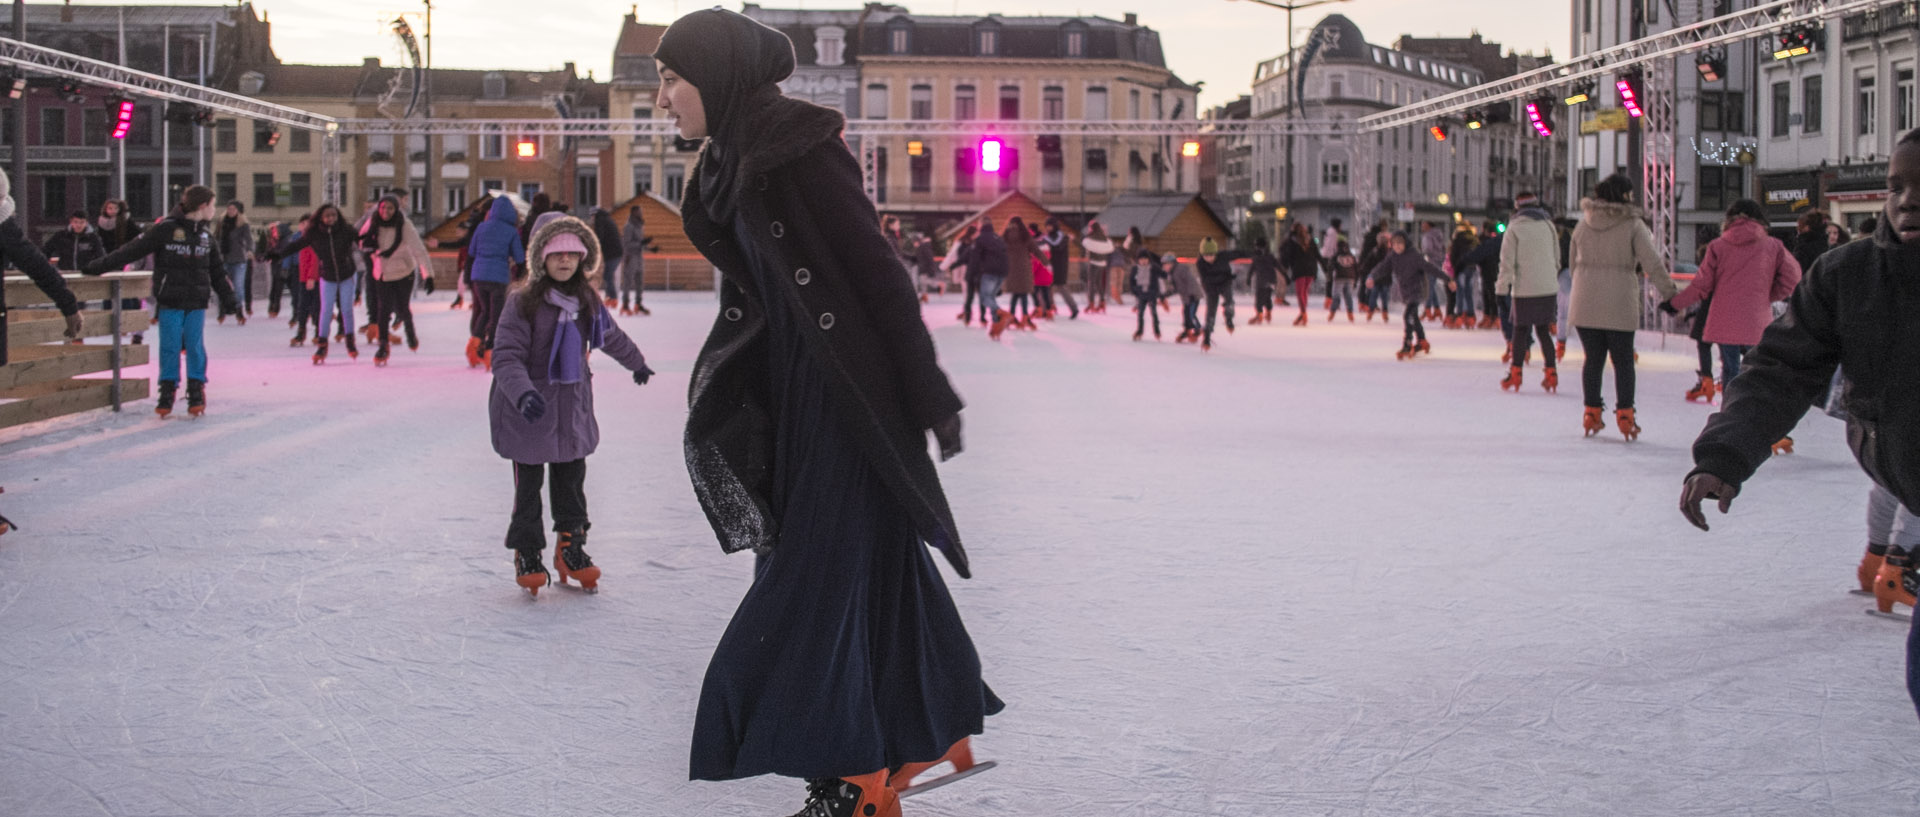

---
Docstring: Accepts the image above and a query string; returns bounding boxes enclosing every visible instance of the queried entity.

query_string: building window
[1859,74,1878,136]
[1723,92,1745,133]
[889,25,910,55]
[481,131,504,160]
[39,175,67,221]
[664,165,685,202]
[1042,86,1065,120]
[1391,166,1399,192]
[1085,148,1107,193]
[1899,67,1915,133]
[1323,162,1348,185]
[1804,75,1823,133]
[1065,29,1085,58]
[291,129,311,152]
[910,85,933,120]
[252,173,275,208]
[865,84,889,120]
[999,85,1020,120]
[998,147,1018,192]
[1772,81,1791,137]
[1086,87,1108,120]
[910,152,932,192]
[955,85,977,120]
[443,184,465,214]
[483,72,506,99]
[1129,89,1141,120]
[215,172,237,204]
[815,26,846,66]
[1042,150,1064,193]
[977,28,998,56]
[575,170,598,209]
[633,164,653,195]
[40,108,66,146]
[290,172,312,207]
[481,179,505,193]
[254,125,276,152]
[955,148,976,193]
[874,147,888,204]
[1702,93,1724,131]
[409,186,426,216]
[519,181,543,201]
[213,118,235,152]
[78,108,107,146]
[1697,164,1744,211]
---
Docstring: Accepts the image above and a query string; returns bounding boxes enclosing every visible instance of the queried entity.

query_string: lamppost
[1229,0,1349,230]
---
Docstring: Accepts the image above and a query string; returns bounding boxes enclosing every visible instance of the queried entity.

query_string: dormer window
[1061,21,1088,58]
[887,20,912,55]
[974,22,1000,57]
[482,72,506,99]
[815,26,846,67]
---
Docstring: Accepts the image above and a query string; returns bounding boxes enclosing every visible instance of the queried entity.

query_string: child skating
[1367,231,1453,360]
[487,215,653,596]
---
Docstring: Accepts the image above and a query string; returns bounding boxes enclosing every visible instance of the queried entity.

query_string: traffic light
[1429,123,1449,142]
[1181,140,1200,158]
[1525,99,1554,137]
[109,97,135,140]
[515,138,538,159]
[1616,71,1645,118]
[979,137,1004,173]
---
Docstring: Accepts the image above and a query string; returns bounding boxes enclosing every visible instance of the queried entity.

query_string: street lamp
[1228,0,1352,228]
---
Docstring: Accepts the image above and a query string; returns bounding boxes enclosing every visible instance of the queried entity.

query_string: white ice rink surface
[2,291,1915,817]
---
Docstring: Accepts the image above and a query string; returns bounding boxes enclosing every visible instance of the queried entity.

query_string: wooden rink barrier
[1,271,152,429]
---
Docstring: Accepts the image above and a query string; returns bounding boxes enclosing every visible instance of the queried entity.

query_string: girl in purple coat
[488,215,654,596]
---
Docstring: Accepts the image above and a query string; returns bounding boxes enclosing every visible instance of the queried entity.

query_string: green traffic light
[1496,222,1508,233]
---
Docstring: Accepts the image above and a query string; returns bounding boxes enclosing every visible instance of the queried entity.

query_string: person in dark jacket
[589,207,624,308]
[268,202,363,363]
[465,195,526,367]
[489,215,652,595]
[1038,218,1078,318]
[1460,221,1505,332]
[1129,248,1165,341]
[654,12,999,815]
[969,216,1007,334]
[84,185,239,416]
[517,191,551,257]
[0,168,84,367]
[215,201,253,319]
[998,216,1037,332]
[1327,244,1361,322]
[1278,222,1321,326]
[1368,231,1453,359]
[1682,132,1920,721]
[41,210,105,272]
[1357,225,1394,322]
[948,224,980,323]
[1790,209,1831,275]
[618,206,657,315]
[1446,223,1481,328]
[1194,237,1249,348]
[1245,237,1280,324]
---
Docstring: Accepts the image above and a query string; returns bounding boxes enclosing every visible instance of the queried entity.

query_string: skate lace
[514,549,548,577]
[795,778,853,817]
[559,531,594,571]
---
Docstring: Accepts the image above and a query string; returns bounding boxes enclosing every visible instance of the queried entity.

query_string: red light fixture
[1616,71,1645,118]
[109,97,135,140]
[1526,100,1554,137]
[1429,123,1449,142]
[979,137,1003,173]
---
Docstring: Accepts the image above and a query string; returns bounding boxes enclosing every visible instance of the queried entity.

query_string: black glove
[517,390,546,423]
[1658,300,1679,316]
[632,363,655,386]
[932,413,963,462]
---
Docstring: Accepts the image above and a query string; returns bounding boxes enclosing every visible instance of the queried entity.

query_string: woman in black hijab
[655,10,1000,817]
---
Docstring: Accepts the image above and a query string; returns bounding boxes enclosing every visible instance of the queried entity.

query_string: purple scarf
[544,288,607,385]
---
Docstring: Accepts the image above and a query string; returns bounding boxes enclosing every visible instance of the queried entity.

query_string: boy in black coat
[1682,131,1920,721]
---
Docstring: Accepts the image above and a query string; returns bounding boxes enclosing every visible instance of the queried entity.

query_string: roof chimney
[565,61,577,76]
[1124,12,1138,26]
[362,56,382,68]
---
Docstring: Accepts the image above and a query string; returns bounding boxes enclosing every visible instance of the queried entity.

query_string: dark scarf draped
[370,196,406,257]
[654,9,797,224]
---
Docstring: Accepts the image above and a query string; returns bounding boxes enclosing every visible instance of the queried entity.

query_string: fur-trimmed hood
[1579,198,1643,233]
[526,214,602,283]
[0,167,19,225]
[686,95,847,215]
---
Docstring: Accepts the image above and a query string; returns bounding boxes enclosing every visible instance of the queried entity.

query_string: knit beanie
[1199,237,1219,256]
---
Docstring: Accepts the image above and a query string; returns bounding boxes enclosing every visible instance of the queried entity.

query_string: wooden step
[0,376,150,427]
[6,308,153,345]
[0,343,149,390]
[4,271,151,306]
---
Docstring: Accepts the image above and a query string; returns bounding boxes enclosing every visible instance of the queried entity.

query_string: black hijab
[653,8,797,223]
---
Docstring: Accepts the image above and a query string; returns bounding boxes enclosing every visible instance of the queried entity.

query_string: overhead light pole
[1229,0,1349,229]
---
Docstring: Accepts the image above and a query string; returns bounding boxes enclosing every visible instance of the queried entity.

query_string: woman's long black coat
[679,97,973,578]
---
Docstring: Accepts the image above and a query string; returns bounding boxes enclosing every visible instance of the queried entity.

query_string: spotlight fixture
[1565,79,1595,107]
[108,96,135,139]
[1774,24,1820,60]
[1526,98,1555,137]
[1696,48,1727,82]
[1464,109,1485,130]
[1429,122,1450,142]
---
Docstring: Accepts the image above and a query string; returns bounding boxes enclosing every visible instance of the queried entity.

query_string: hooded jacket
[1368,235,1449,304]
[217,212,252,262]
[1003,224,1036,295]
[678,93,972,578]
[1170,258,1203,299]
[468,196,526,285]
[1692,220,1920,517]
[1569,198,1676,332]
[42,225,106,271]
[1279,235,1320,284]
[969,226,1008,280]
[87,204,237,312]
[1668,217,1802,346]
[1497,207,1561,299]
[488,217,649,465]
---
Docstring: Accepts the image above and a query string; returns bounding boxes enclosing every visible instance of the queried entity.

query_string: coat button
[818,312,835,330]
[794,267,811,285]
[725,307,743,322]
[770,221,785,239]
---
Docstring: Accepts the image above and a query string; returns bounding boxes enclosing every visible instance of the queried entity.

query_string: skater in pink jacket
[1662,199,1802,385]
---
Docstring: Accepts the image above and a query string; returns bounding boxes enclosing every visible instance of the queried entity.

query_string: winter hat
[1514,192,1540,208]
[527,215,603,281]
[543,231,588,258]
[1199,237,1219,256]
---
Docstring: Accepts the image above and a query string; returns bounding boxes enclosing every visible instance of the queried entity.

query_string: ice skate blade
[1866,609,1912,622]
[1851,589,1877,597]
[897,760,996,799]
